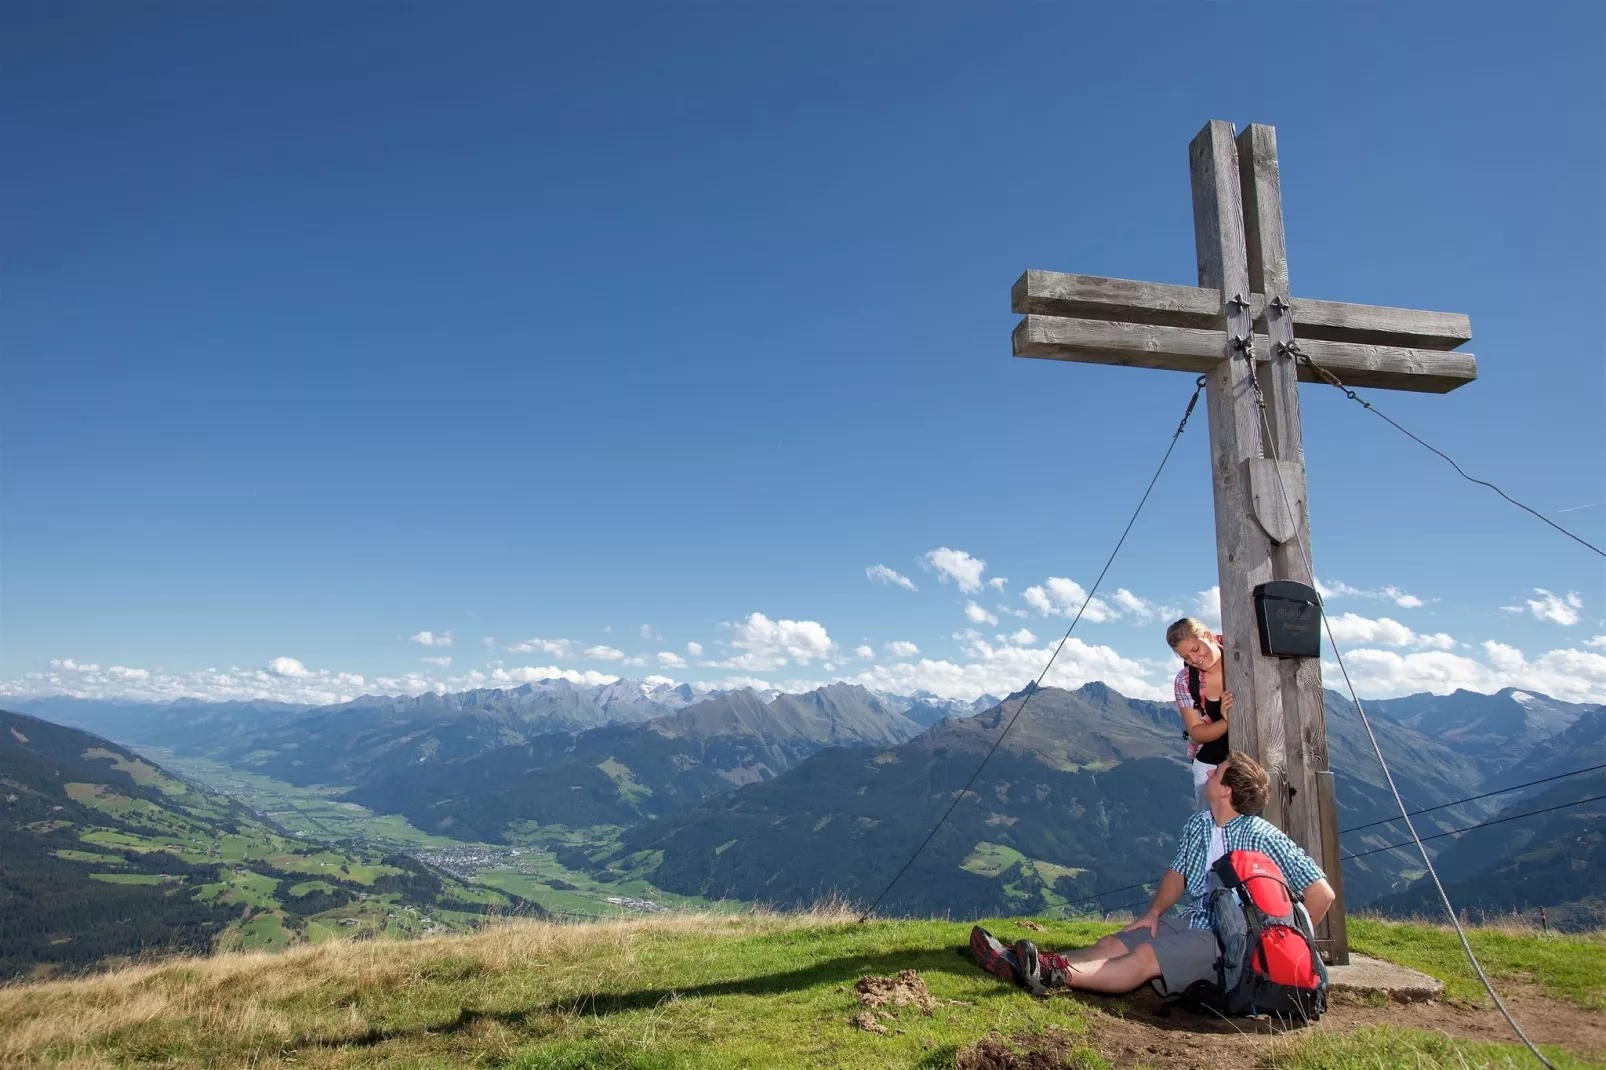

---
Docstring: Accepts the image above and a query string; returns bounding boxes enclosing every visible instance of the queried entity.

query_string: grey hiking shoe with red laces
[1014,938,1073,994]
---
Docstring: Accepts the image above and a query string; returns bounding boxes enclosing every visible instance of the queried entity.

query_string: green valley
[1,711,529,979]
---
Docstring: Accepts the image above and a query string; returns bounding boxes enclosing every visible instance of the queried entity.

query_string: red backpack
[1186,848,1328,1021]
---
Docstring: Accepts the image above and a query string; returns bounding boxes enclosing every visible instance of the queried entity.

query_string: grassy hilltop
[2,911,1602,1069]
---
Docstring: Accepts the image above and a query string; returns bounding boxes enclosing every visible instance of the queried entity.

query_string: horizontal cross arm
[1013,314,1477,393]
[1012,270,1472,351]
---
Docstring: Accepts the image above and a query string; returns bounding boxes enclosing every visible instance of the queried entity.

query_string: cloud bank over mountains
[6,545,1601,706]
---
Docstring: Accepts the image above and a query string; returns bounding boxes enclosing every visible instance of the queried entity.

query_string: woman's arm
[1179,701,1230,742]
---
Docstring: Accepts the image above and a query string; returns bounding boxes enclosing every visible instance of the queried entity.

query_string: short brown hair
[1166,617,1214,650]
[1220,750,1271,814]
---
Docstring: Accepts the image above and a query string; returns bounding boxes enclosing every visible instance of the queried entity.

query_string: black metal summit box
[1253,580,1322,658]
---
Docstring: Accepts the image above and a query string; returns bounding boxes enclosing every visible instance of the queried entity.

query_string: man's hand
[1121,912,1160,937]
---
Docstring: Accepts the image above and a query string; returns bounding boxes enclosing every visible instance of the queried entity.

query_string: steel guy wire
[1252,336,1557,1069]
[1342,793,1606,862]
[1340,763,1606,835]
[1289,343,1603,559]
[855,375,1209,923]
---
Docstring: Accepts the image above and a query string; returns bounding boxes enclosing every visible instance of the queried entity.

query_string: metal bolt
[1269,294,1291,314]
[1228,292,1250,312]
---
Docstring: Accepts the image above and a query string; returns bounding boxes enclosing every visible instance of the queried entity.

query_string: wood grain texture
[1191,119,1287,832]
[1239,123,1344,957]
[1248,458,1304,545]
[1317,770,1350,965]
[1013,315,1478,393]
[1011,270,1472,351]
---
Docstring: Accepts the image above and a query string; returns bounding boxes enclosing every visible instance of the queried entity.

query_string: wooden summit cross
[1012,121,1477,963]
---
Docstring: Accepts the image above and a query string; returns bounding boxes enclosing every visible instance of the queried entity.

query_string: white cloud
[701,612,835,672]
[1587,636,1606,650]
[1324,613,1458,652]
[373,672,442,695]
[657,651,688,668]
[420,656,452,668]
[639,624,662,641]
[1325,613,1415,648]
[1009,629,1037,645]
[21,658,370,706]
[490,666,620,687]
[923,547,987,593]
[997,605,1030,618]
[691,675,785,694]
[1316,578,1427,609]
[988,577,1008,590]
[1108,588,1177,623]
[622,656,648,667]
[480,636,498,648]
[1023,577,1115,623]
[584,645,626,661]
[266,657,311,678]
[884,640,920,658]
[1524,589,1584,626]
[854,645,874,659]
[1194,587,1221,630]
[686,641,704,658]
[642,674,677,688]
[505,637,577,657]
[1328,641,1606,704]
[866,564,918,592]
[849,633,1168,702]
[965,602,999,626]
[408,630,454,648]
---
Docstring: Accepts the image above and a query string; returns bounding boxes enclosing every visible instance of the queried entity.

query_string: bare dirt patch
[1072,984,1605,1069]
[855,969,938,1016]
[957,1025,1084,1070]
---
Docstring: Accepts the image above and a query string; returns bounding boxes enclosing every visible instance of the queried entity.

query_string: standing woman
[1166,617,1232,807]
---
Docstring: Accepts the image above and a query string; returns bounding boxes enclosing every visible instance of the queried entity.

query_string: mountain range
[600,682,1535,917]
[8,676,1602,946]
[345,684,928,841]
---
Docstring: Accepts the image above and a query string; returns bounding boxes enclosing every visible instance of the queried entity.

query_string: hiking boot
[1013,938,1046,995]
[969,926,1022,987]
[1014,939,1076,993]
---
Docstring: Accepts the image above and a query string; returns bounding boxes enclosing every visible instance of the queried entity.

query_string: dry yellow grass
[0,905,862,1067]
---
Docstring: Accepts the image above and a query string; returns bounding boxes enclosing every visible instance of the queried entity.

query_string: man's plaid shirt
[1166,811,1326,931]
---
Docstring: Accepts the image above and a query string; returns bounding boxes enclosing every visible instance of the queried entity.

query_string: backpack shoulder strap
[1187,665,1202,708]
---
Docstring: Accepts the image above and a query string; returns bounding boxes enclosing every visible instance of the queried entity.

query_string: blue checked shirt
[1167,811,1326,931]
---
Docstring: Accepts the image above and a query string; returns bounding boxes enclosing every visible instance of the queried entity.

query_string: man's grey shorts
[1112,916,1219,995]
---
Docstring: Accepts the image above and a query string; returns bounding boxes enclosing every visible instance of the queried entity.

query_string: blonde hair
[1166,617,1215,650]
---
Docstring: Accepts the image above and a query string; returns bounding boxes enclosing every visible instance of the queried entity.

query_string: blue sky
[4,3,1603,706]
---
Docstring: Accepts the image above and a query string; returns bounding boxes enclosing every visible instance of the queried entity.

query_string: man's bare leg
[1058,944,1162,994]
[1053,933,1132,965]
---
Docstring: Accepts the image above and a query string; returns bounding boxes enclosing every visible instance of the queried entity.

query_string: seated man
[971,750,1336,996]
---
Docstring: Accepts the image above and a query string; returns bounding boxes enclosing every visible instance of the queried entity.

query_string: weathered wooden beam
[1239,121,1347,964]
[1191,118,1285,830]
[1012,314,1478,393]
[1011,269,1473,352]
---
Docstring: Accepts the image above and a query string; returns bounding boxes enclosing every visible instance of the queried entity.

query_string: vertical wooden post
[1316,770,1350,963]
[1189,120,1286,831]
[1236,124,1347,962]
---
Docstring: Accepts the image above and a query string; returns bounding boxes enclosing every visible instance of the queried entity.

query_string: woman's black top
[1187,666,1230,766]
